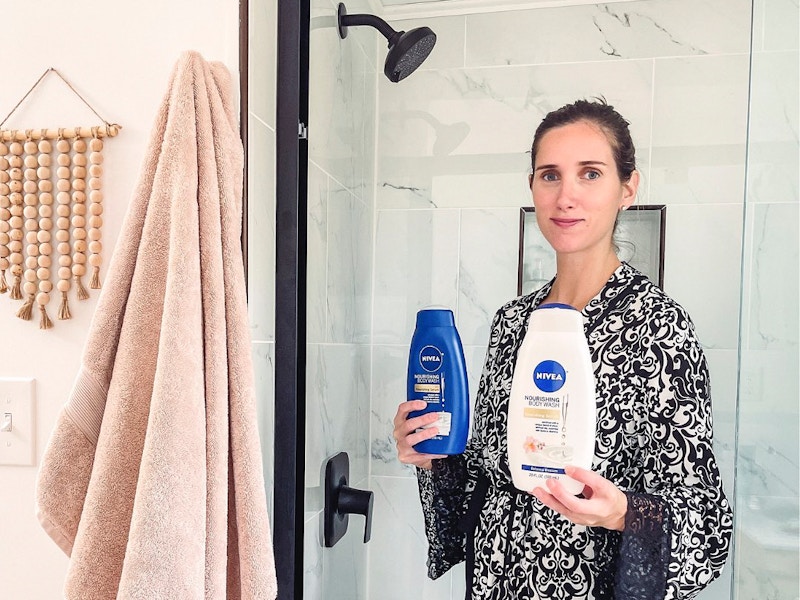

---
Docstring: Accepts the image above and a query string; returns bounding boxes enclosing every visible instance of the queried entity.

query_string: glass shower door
[302,2,377,598]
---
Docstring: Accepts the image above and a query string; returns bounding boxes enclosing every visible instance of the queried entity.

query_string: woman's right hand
[393,400,447,470]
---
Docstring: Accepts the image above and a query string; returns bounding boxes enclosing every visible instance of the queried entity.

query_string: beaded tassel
[88,133,103,289]
[16,136,38,320]
[0,142,10,293]
[55,134,73,318]
[7,141,24,300]
[71,135,89,300]
[36,136,54,328]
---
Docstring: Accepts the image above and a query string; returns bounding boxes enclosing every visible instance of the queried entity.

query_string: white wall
[0,2,239,598]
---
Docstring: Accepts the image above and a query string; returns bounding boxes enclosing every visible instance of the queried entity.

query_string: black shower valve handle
[337,485,374,542]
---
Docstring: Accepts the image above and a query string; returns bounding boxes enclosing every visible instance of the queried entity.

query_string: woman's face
[529,120,638,258]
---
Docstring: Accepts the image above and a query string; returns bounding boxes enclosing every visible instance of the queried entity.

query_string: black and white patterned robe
[417,263,733,599]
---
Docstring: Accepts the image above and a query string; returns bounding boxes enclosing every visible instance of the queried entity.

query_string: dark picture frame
[517,205,666,296]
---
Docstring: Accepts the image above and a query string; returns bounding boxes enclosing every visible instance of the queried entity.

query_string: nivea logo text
[533,360,566,392]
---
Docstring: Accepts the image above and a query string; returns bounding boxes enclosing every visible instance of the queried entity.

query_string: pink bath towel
[35,50,277,599]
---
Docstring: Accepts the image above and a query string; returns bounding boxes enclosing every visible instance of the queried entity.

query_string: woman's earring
[620,205,628,211]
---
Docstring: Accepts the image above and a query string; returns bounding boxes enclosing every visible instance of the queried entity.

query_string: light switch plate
[0,378,36,466]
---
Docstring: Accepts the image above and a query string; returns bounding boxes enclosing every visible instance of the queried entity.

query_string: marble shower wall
[368,0,774,598]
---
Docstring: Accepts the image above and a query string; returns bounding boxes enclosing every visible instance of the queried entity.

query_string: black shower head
[337,3,437,83]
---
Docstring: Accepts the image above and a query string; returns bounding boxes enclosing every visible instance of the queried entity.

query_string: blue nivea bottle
[407,307,469,455]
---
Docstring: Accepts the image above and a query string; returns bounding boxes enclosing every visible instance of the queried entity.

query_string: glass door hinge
[298,122,308,139]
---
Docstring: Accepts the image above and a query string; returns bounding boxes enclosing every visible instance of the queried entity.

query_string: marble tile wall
[367,0,772,599]
[248,0,277,526]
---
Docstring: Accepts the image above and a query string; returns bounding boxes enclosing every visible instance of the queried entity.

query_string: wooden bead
[57,153,70,166]
[88,216,102,228]
[58,247,71,260]
[89,178,101,190]
[89,190,103,203]
[56,139,70,153]
[9,240,21,253]
[0,172,8,184]
[89,138,103,152]
[72,166,86,179]
[37,167,51,180]
[88,241,102,254]
[39,192,53,205]
[89,152,103,164]
[23,206,37,219]
[0,232,7,245]
[72,179,86,191]
[36,291,51,304]
[90,202,104,216]
[71,215,86,228]
[57,205,70,218]
[24,141,38,154]
[37,229,52,243]
[39,205,53,218]
[38,180,53,193]
[39,246,52,260]
[57,191,70,204]
[0,142,7,155]
[56,179,71,192]
[24,268,37,281]
[39,281,53,294]
[59,266,72,280]
[9,216,23,229]
[89,164,103,177]
[73,239,87,253]
[72,252,86,264]
[55,230,69,242]
[26,249,38,262]
[9,229,22,241]
[24,193,37,206]
[57,216,70,229]
[37,268,50,281]
[10,142,23,155]
[23,281,37,295]
[25,218,38,231]
[88,229,101,241]
[73,154,87,167]
[37,153,51,167]
[24,168,37,180]
[73,203,86,216]
[57,279,70,292]
[23,180,37,193]
[38,140,52,153]
[72,264,86,276]
[24,155,38,168]
[10,255,22,266]
[9,167,22,181]
[73,139,87,153]
[72,191,86,203]
[89,254,102,267]
[57,166,70,179]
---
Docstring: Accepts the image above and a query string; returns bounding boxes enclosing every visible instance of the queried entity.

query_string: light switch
[0,378,36,466]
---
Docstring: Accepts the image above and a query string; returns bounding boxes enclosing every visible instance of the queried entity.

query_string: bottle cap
[416,307,455,327]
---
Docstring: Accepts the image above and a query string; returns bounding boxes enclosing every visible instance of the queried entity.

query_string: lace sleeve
[416,455,473,579]
[615,492,671,598]
[624,303,733,599]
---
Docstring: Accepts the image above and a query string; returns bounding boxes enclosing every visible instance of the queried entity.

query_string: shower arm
[337,6,401,44]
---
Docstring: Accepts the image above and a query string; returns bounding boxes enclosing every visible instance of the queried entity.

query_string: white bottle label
[419,411,452,437]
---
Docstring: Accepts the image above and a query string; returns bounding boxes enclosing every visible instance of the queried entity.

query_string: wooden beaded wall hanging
[0,68,120,329]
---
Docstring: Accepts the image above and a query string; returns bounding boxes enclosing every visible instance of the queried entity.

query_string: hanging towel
[34,50,277,600]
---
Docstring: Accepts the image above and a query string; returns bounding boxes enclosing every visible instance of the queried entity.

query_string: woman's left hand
[531,466,628,532]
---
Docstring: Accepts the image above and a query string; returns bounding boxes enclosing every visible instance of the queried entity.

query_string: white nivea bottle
[507,303,597,495]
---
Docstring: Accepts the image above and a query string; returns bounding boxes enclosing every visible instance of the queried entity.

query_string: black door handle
[323,451,374,547]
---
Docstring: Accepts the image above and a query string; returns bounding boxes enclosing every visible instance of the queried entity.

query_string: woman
[393,99,732,599]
